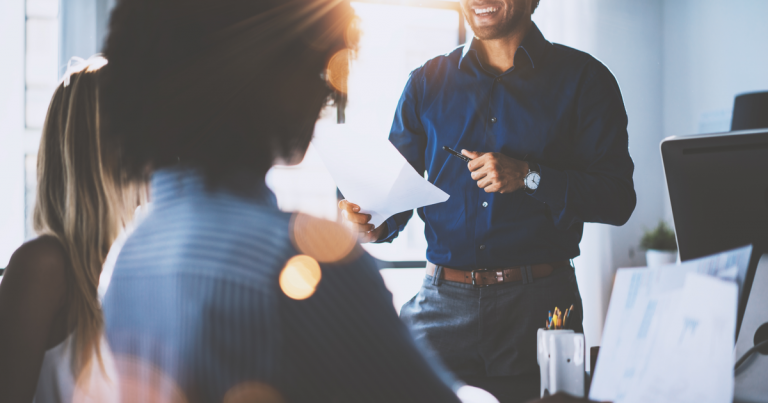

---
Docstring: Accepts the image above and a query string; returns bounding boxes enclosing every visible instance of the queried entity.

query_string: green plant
[640,221,677,251]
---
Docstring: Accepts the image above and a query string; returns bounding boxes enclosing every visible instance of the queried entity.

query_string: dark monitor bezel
[661,128,768,340]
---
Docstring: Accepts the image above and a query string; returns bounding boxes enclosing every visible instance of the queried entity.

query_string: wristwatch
[524,161,541,194]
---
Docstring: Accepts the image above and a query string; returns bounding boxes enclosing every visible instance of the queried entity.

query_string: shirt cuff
[374,217,399,243]
[529,163,567,215]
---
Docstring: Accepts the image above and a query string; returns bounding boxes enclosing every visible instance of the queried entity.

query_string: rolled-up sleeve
[530,60,636,230]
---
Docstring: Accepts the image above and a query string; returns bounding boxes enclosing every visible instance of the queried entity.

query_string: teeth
[474,7,499,15]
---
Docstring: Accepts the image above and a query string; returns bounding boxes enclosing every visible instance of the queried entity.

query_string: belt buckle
[471,268,490,288]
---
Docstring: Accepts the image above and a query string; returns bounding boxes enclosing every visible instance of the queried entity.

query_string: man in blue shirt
[340,0,635,401]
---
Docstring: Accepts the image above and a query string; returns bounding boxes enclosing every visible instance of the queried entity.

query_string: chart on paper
[590,245,751,403]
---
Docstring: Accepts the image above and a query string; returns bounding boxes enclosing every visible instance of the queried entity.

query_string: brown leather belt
[426,260,571,288]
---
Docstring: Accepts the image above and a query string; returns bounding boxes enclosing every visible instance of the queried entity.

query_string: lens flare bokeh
[279,255,322,300]
[290,213,359,264]
[222,381,285,403]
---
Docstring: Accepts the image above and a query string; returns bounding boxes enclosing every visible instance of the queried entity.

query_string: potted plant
[640,221,678,267]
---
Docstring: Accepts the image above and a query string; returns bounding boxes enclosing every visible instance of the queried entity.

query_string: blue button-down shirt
[381,23,636,270]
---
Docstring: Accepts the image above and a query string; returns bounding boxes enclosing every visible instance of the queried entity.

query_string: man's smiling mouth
[473,6,500,15]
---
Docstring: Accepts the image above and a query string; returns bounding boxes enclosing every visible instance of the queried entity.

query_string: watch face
[526,172,540,190]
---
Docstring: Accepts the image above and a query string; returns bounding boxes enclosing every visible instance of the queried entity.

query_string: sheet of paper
[621,273,737,403]
[590,245,751,402]
[311,123,449,227]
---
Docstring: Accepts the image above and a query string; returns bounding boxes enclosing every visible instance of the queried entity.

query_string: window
[267,0,466,264]
[16,0,469,307]
[265,0,469,310]
[24,0,60,240]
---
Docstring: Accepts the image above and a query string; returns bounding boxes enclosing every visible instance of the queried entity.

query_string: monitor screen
[661,128,768,337]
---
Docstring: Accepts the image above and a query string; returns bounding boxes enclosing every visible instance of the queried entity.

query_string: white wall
[534,0,665,351]
[533,0,768,356]
[662,0,768,221]
[0,0,27,266]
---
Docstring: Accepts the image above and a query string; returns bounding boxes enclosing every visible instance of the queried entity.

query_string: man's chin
[470,25,509,41]
[466,13,527,41]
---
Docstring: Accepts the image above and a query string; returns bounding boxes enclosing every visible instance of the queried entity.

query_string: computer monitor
[661,128,768,338]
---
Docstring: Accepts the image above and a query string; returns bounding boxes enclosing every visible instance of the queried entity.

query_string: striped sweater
[103,168,459,403]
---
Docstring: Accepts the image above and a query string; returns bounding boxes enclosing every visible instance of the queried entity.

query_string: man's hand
[338,200,388,243]
[462,150,529,193]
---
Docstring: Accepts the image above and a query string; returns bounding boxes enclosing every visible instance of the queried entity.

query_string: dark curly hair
[101,0,358,186]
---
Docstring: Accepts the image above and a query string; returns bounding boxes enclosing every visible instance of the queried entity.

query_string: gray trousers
[400,265,583,402]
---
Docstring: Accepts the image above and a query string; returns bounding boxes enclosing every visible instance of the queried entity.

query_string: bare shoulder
[2,235,68,302]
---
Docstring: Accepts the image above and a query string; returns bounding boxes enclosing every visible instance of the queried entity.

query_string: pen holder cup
[537,328,585,398]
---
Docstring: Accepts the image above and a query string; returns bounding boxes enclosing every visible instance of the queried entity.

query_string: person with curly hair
[98,1,465,402]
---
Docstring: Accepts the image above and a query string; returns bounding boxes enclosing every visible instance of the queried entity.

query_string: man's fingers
[467,154,489,172]
[470,165,493,181]
[339,199,372,225]
[470,169,488,181]
[476,177,493,189]
[341,220,374,235]
[342,210,372,224]
[461,150,485,172]
[358,224,386,243]
[355,223,375,233]
[461,149,484,159]
[337,199,361,213]
[359,231,378,243]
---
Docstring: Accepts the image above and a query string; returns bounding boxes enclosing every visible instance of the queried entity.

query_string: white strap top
[34,334,119,403]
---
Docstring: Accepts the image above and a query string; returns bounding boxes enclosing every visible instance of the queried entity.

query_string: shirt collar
[150,167,277,208]
[459,22,549,71]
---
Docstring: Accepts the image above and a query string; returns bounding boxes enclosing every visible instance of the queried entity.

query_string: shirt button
[496,77,502,82]
[490,117,497,123]
[479,245,486,250]
[482,201,488,208]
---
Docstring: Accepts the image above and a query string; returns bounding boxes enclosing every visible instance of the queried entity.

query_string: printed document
[311,123,449,227]
[622,273,737,403]
[590,245,751,403]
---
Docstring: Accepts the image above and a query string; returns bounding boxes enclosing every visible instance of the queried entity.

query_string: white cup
[537,328,585,398]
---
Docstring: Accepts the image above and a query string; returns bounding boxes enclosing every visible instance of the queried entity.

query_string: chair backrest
[732,91,768,131]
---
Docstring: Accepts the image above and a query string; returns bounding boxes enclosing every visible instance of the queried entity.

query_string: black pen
[443,146,473,163]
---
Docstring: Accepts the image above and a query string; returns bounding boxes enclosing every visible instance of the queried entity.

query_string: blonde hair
[33,56,143,376]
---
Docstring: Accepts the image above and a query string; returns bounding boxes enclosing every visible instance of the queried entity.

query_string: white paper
[590,245,751,402]
[311,124,449,227]
[621,273,737,403]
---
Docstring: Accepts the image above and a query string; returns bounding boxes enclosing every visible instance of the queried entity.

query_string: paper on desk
[311,125,449,227]
[621,273,737,403]
[589,245,751,403]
